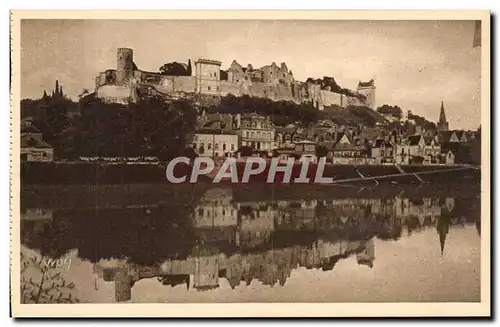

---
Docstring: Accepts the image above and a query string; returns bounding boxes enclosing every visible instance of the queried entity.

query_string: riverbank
[20,161,479,185]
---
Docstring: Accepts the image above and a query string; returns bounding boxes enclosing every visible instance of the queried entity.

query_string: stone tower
[357,79,376,109]
[437,101,449,131]
[195,59,222,95]
[116,48,134,86]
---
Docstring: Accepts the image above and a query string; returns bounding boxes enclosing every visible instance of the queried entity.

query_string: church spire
[437,101,449,131]
[439,101,446,123]
[437,215,450,256]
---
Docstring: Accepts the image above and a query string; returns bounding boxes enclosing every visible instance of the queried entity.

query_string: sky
[20,19,481,129]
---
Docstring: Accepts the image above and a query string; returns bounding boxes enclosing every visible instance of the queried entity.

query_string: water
[20,183,481,303]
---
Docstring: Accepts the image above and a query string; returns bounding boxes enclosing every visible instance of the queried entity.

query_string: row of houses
[192,113,481,165]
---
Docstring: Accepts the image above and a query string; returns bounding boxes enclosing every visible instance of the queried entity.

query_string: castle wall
[320,90,342,107]
[173,76,196,93]
[307,83,324,110]
[219,81,243,96]
[97,85,132,104]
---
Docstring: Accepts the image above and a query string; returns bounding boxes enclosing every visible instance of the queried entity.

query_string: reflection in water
[21,185,480,303]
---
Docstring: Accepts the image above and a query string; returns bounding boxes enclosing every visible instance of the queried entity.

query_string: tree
[20,251,79,304]
[316,145,328,158]
[76,95,198,160]
[159,62,189,76]
[187,59,192,76]
[376,104,402,120]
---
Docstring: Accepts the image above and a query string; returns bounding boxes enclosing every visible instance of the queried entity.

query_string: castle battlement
[93,48,376,109]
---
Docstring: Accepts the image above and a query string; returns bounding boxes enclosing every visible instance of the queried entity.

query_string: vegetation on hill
[73,96,197,159]
[23,82,198,160]
[207,94,319,127]
[158,60,191,76]
[376,104,403,120]
[408,112,437,131]
[321,105,386,127]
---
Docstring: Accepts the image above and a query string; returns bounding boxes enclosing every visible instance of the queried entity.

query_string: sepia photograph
[10,10,490,317]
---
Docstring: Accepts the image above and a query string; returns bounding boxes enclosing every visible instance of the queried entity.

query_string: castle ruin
[93,48,376,109]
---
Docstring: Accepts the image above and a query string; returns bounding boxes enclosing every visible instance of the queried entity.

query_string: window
[208,86,211,91]
[208,143,212,150]
[217,86,219,91]
[251,132,256,138]
[231,144,235,151]
[192,143,197,149]
[223,143,227,151]
[245,131,249,138]
[215,143,219,150]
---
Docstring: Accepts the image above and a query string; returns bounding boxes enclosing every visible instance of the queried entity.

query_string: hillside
[320,105,387,127]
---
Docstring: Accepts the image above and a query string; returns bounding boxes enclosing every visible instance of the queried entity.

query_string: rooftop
[195,59,222,66]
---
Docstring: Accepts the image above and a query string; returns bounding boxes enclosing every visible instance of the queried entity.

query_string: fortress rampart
[94,48,376,109]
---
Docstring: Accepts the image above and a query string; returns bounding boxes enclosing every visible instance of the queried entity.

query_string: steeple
[437,101,449,131]
[439,101,446,123]
[437,215,450,256]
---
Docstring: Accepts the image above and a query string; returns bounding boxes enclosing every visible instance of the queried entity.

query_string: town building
[233,113,275,151]
[293,140,317,162]
[191,130,238,158]
[20,133,54,163]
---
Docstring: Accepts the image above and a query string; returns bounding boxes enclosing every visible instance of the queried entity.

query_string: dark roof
[408,135,423,146]
[194,129,237,135]
[358,79,375,87]
[20,135,52,149]
[424,136,438,146]
[438,131,456,143]
[333,143,361,151]
[356,128,380,142]
[441,142,461,154]
[21,124,41,134]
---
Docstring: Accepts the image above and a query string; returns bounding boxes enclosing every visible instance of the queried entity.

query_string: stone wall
[96,85,133,104]
[320,90,342,107]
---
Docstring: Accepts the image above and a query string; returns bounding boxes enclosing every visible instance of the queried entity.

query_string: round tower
[116,48,134,86]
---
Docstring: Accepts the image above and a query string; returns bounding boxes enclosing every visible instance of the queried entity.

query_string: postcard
[10,10,490,317]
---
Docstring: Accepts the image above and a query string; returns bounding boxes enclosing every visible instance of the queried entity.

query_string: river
[20,182,481,303]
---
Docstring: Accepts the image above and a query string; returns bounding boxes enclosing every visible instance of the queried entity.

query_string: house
[371,138,395,164]
[455,130,469,143]
[408,134,425,158]
[331,142,363,158]
[334,132,352,145]
[423,137,441,164]
[191,130,239,158]
[20,134,54,162]
[234,113,275,151]
[274,127,298,149]
[443,150,455,165]
[437,130,459,144]
[21,122,44,141]
[441,142,464,164]
[294,140,317,162]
